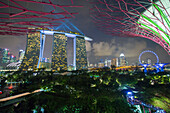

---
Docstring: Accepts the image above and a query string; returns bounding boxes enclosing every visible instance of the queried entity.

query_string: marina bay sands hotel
[19,30,92,71]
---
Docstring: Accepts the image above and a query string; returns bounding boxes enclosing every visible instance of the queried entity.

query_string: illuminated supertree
[0,0,83,35]
[90,0,170,55]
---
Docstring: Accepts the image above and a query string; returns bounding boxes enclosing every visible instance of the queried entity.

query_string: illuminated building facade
[51,33,68,71]
[18,30,92,71]
[2,48,10,63]
[111,58,118,67]
[19,32,40,71]
[98,62,104,68]
[119,53,126,67]
[107,60,111,67]
[18,50,25,62]
[147,59,151,65]
[0,48,17,69]
[104,59,108,67]
[76,36,87,70]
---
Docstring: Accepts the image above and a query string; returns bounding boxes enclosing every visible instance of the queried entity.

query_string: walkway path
[0,89,42,102]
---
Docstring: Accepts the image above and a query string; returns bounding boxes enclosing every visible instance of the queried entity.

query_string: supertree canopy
[90,0,170,55]
[0,0,83,35]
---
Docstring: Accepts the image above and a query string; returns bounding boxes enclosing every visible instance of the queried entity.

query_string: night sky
[0,0,169,65]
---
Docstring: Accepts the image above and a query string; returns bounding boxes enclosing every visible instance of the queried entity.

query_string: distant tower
[119,53,126,66]
[111,58,118,67]
[105,58,108,66]
[2,48,10,63]
[107,60,111,67]
[18,50,25,62]
[147,59,151,64]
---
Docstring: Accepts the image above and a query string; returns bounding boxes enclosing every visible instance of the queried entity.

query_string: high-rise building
[18,30,91,71]
[104,59,108,67]
[19,32,40,71]
[107,60,111,67]
[51,33,67,71]
[98,62,104,68]
[119,53,126,66]
[0,48,17,69]
[76,36,87,70]
[111,58,118,67]
[2,48,10,63]
[18,49,25,62]
[147,59,151,64]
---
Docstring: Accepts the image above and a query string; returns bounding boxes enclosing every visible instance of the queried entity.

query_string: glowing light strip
[40,30,92,41]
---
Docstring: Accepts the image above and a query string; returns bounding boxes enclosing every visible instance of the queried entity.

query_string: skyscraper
[111,58,118,67]
[2,48,11,64]
[104,58,108,67]
[18,50,25,62]
[19,32,40,71]
[18,30,91,71]
[76,36,87,70]
[147,59,151,64]
[119,53,126,66]
[107,60,111,67]
[0,48,16,69]
[51,33,68,71]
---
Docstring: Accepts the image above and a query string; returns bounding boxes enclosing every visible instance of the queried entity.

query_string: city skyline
[0,1,169,112]
[0,31,169,65]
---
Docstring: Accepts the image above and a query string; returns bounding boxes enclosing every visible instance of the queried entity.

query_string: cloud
[90,38,147,57]
[118,39,147,57]
[92,41,116,56]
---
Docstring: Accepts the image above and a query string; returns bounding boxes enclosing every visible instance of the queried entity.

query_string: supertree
[0,0,83,35]
[90,0,170,55]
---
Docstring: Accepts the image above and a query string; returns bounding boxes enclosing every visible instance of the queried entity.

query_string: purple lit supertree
[155,63,169,72]
[90,0,170,55]
[0,0,83,35]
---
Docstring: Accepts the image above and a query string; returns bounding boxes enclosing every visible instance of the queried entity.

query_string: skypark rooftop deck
[39,30,92,41]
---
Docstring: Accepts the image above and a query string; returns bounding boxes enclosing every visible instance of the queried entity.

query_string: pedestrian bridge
[127,95,166,113]
[0,89,42,107]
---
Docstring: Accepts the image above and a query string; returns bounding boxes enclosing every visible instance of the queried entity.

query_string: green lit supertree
[90,0,170,55]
